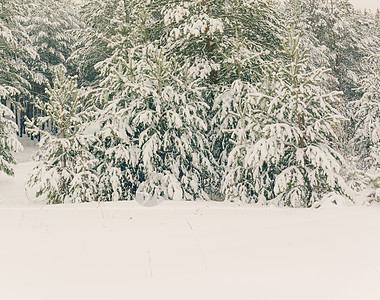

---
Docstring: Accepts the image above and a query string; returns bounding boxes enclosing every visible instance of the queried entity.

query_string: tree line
[0,0,379,206]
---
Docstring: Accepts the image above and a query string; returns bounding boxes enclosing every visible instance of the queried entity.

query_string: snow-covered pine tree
[87,101,141,202]
[282,0,335,87]
[162,0,281,86]
[95,37,216,202]
[0,99,23,176]
[80,0,161,202]
[223,25,351,207]
[162,0,224,85]
[162,0,282,198]
[299,0,366,99]
[350,53,380,201]
[86,51,142,202]
[0,0,33,174]
[22,0,80,100]
[70,0,124,86]
[220,0,281,84]
[0,0,35,97]
[282,1,379,155]
[72,0,163,87]
[161,0,224,197]
[131,43,215,202]
[26,65,97,204]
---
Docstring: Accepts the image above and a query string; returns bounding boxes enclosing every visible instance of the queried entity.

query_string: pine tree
[81,0,217,202]
[131,44,215,201]
[0,100,23,176]
[162,0,281,86]
[282,0,335,86]
[81,0,162,202]
[163,0,282,197]
[26,65,97,204]
[223,25,351,207]
[22,0,81,100]
[86,55,142,202]
[70,0,122,86]
[71,0,162,86]
[305,0,366,98]
[350,53,380,201]
[283,1,380,162]
[0,0,35,97]
[94,39,215,202]
[0,0,30,175]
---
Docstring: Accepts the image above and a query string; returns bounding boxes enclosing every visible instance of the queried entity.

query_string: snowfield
[0,146,380,300]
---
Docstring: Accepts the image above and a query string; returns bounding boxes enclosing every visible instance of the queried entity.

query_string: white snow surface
[0,142,380,300]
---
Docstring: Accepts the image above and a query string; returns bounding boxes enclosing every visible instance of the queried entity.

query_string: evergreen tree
[82,0,162,201]
[94,40,215,201]
[163,0,282,197]
[131,44,215,201]
[349,53,380,201]
[223,25,351,207]
[0,0,31,175]
[22,0,81,100]
[70,0,122,86]
[26,65,97,204]
[84,0,217,202]
[162,0,281,86]
[282,0,335,86]
[0,0,35,97]
[0,100,23,176]
[282,0,379,162]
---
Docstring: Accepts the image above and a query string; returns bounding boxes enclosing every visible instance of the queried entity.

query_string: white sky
[349,0,380,11]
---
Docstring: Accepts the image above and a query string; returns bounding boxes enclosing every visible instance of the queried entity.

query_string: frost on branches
[26,65,97,204]
[223,25,352,207]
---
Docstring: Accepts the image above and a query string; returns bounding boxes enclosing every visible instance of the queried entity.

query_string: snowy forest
[1,0,379,207]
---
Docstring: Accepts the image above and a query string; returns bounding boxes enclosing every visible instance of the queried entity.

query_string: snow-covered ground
[0,142,380,300]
